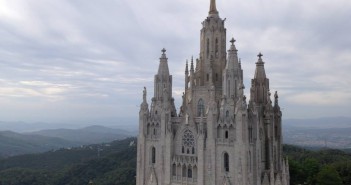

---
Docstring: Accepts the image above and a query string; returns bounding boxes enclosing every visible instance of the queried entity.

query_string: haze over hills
[283,117,351,128]
[25,125,133,144]
[0,126,133,158]
[283,117,351,149]
[0,119,137,133]
[0,116,350,156]
[0,130,81,158]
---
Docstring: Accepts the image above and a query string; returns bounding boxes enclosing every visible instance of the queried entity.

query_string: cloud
[0,0,350,123]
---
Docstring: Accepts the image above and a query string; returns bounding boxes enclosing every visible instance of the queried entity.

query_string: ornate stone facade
[136,1,289,185]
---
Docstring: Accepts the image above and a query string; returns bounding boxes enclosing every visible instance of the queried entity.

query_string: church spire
[254,52,266,79]
[157,48,169,77]
[154,48,172,101]
[209,0,218,15]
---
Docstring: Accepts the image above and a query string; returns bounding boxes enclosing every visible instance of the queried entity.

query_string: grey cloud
[0,0,349,123]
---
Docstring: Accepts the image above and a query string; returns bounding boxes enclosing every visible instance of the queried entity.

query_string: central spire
[209,0,218,15]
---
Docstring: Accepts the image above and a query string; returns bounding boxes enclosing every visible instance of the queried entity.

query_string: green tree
[316,166,342,185]
[333,161,351,185]
[303,158,320,185]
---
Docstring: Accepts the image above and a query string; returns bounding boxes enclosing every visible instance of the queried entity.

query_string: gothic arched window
[223,152,229,172]
[206,38,210,58]
[249,126,253,143]
[147,124,150,135]
[151,147,156,164]
[215,38,219,57]
[225,130,229,139]
[182,129,195,155]
[172,164,176,176]
[188,167,192,178]
[182,164,187,177]
[197,99,204,116]
[224,152,229,172]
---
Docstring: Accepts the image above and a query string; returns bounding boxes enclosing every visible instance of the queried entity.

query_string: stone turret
[223,38,243,100]
[250,53,270,105]
[154,48,172,101]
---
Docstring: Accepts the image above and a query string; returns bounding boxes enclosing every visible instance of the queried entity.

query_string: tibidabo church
[136,0,290,185]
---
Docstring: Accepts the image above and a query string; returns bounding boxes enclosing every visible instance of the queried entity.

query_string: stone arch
[187,164,193,178]
[182,164,187,177]
[193,165,198,180]
[177,163,182,178]
[172,163,176,176]
[147,123,150,135]
[217,125,222,138]
[229,125,235,140]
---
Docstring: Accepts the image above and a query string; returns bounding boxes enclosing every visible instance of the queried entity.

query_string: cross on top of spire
[230,38,236,45]
[258,52,263,59]
[161,48,166,54]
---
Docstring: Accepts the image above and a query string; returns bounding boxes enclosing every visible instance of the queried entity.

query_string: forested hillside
[0,131,81,157]
[285,145,351,185]
[0,138,350,185]
[0,138,136,185]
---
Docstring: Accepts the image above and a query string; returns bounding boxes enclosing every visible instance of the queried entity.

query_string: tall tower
[136,1,289,185]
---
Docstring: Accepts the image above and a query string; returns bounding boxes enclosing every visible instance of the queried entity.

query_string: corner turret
[250,53,270,105]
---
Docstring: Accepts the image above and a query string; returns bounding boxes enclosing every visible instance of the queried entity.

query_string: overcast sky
[0,0,350,127]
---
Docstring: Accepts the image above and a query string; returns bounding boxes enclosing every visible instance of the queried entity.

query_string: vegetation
[284,145,351,185]
[0,138,136,185]
[0,139,350,185]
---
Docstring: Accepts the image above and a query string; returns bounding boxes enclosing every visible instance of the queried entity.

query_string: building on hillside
[136,0,290,184]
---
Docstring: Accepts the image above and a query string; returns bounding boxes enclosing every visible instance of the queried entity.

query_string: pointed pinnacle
[209,0,218,14]
[190,57,194,71]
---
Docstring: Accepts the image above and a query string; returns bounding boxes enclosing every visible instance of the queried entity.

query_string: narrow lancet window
[207,38,210,58]
[224,152,229,172]
[152,147,156,164]
[197,99,204,116]
[215,38,219,57]
[188,167,192,178]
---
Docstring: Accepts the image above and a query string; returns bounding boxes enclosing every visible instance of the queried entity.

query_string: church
[136,0,290,184]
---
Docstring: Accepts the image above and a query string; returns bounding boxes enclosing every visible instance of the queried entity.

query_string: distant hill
[26,125,132,144]
[0,138,137,185]
[0,131,81,158]
[0,140,350,185]
[284,117,351,128]
[283,118,351,149]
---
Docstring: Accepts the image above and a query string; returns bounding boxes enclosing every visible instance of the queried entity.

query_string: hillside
[0,138,136,185]
[0,131,81,158]
[0,139,350,185]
